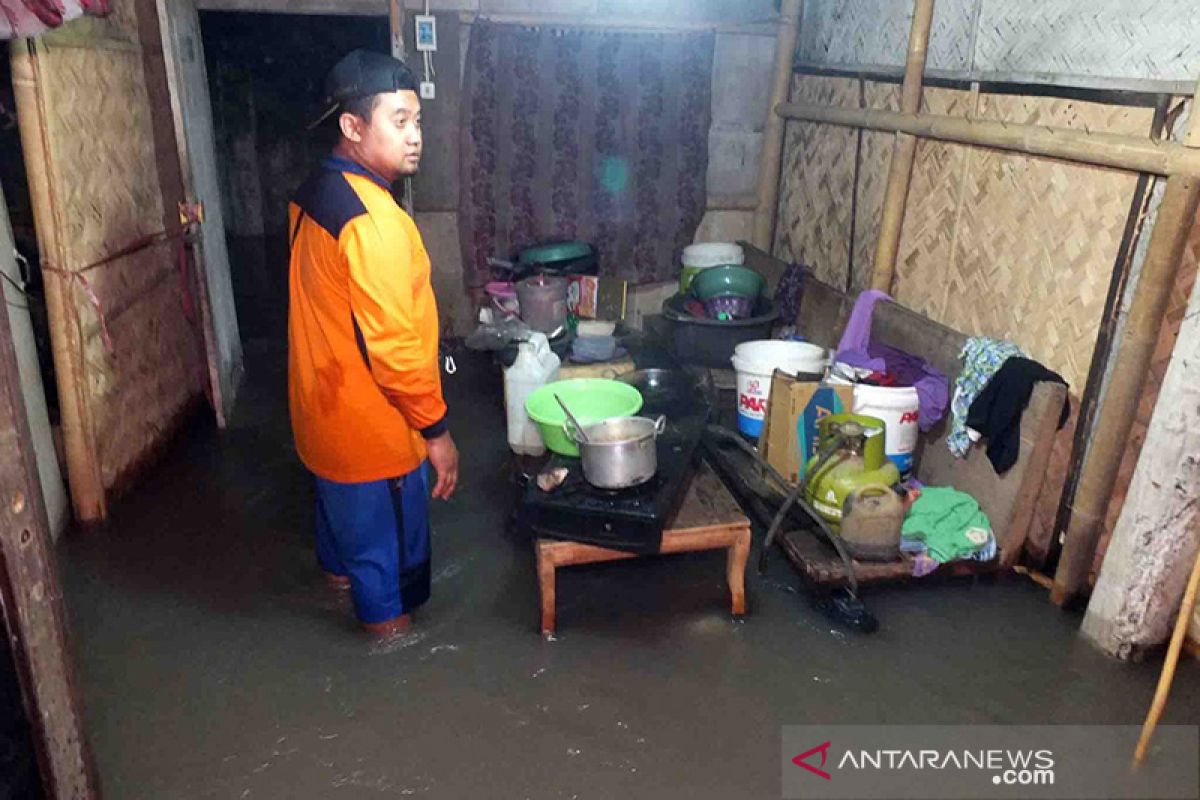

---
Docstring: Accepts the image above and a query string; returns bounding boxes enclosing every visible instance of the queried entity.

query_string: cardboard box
[567,276,627,320]
[760,373,854,485]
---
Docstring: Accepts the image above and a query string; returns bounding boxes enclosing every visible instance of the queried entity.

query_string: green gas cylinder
[803,413,901,529]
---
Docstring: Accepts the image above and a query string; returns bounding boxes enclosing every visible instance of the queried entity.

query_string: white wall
[798,0,1200,91]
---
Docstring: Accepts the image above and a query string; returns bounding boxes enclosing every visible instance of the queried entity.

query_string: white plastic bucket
[731,341,828,438]
[852,384,920,476]
[734,340,827,366]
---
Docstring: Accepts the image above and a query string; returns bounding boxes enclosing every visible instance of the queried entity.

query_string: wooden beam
[0,202,99,796]
[774,101,1200,178]
[792,61,1197,98]
[457,11,778,35]
[750,0,802,251]
[870,0,934,293]
[196,0,386,15]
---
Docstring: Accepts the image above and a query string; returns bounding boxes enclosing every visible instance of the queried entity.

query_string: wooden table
[534,461,751,636]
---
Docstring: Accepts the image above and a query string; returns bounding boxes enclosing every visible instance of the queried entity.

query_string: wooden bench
[534,462,751,637]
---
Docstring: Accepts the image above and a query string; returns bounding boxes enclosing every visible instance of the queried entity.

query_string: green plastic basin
[691,265,765,302]
[526,379,644,456]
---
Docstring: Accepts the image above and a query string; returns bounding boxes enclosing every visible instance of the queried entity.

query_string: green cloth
[901,487,992,563]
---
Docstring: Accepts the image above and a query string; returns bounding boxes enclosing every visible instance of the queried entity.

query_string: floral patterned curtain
[459,21,714,286]
[1,0,108,39]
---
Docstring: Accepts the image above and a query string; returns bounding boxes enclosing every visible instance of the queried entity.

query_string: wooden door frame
[153,0,230,428]
[0,238,99,797]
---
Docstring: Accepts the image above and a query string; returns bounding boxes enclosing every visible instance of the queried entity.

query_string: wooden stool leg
[726,529,750,616]
[537,546,557,637]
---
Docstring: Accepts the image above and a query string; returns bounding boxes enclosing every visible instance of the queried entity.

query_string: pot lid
[518,240,595,265]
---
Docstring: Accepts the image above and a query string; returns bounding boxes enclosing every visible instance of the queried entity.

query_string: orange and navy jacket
[287,155,446,483]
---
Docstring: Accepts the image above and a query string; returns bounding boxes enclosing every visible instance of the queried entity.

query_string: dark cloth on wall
[774,262,810,325]
[966,357,1069,475]
[459,21,714,286]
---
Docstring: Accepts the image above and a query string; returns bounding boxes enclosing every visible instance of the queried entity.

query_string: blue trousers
[314,462,432,624]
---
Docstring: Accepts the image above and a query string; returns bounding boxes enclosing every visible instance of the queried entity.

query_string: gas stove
[517,411,707,554]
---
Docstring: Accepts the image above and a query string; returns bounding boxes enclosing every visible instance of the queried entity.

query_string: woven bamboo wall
[773,75,858,289]
[892,84,978,309]
[898,94,1153,389]
[775,74,1154,392]
[850,81,901,292]
[28,0,206,500]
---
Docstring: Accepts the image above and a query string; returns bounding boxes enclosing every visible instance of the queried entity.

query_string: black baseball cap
[310,49,419,129]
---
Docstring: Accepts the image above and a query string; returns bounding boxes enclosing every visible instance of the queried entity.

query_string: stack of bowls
[680,242,744,293]
[691,265,766,321]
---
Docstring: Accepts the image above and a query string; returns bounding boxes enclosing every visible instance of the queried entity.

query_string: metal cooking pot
[564,415,667,490]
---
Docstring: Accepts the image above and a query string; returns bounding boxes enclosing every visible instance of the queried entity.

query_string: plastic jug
[504,332,561,455]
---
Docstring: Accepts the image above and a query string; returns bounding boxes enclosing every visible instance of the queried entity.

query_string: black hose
[705,425,859,596]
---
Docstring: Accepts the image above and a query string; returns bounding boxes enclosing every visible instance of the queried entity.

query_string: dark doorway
[198,11,389,345]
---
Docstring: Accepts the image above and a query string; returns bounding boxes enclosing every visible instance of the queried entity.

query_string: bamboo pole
[1133,540,1200,767]
[750,0,803,252]
[1052,88,1200,605]
[456,10,777,34]
[10,41,107,522]
[774,103,1200,178]
[870,0,934,292]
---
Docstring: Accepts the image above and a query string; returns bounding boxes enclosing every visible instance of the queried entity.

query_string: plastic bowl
[703,295,756,320]
[691,265,765,302]
[661,294,780,368]
[525,379,644,456]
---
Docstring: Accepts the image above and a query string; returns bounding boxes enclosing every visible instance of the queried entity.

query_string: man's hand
[426,432,459,501]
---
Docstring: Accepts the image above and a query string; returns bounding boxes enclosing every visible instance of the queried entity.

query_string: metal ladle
[555,394,589,443]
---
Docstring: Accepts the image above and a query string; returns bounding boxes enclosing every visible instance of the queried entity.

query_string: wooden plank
[540,525,750,568]
[778,528,996,588]
[157,0,244,429]
[0,234,99,796]
[668,463,750,532]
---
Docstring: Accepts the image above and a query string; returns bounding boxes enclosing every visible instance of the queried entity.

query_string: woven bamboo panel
[797,0,978,72]
[1096,206,1200,575]
[773,75,858,288]
[916,94,1154,389]
[1024,394,1080,567]
[973,0,1200,83]
[889,84,978,314]
[849,81,899,293]
[90,248,208,486]
[42,47,170,307]
[37,0,206,490]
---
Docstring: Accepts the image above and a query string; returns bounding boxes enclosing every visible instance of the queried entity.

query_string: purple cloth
[834,291,949,431]
[836,289,891,353]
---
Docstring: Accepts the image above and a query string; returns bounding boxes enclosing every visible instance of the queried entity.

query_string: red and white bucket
[851,384,920,477]
[731,341,827,438]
